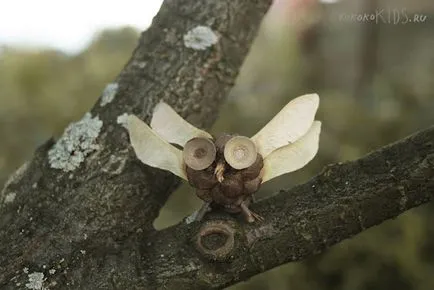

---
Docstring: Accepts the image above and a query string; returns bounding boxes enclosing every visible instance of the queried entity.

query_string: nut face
[183,137,216,170]
[224,136,258,170]
[185,134,264,211]
[128,95,321,223]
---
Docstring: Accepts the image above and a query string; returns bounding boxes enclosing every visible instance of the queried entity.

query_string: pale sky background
[0,0,164,53]
[0,0,339,54]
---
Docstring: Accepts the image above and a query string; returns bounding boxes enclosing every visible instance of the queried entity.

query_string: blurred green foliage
[1,2,434,289]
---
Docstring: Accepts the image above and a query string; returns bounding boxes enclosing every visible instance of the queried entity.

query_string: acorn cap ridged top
[224,136,258,169]
[183,137,216,170]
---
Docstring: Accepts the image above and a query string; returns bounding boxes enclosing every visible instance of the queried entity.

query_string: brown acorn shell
[239,153,264,181]
[211,186,238,205]
[243,176,262,195]
[219,172,244,198]
[186,166,217,189]
[196,188,212,202]
[214,133,234,153]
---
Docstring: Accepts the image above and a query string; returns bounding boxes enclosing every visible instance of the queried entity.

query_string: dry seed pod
[214,133,233,152]
[239,153,264,181]
[243,176,262,195]
[183,137,216,170]
[186,166,218,189]
[211,186,237,205]
[196,189,212,202]
[224,136,257,170]
[219,173,244,198]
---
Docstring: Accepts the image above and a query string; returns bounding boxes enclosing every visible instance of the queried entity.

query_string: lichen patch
[4,192,16,203]
[100,83,119,107]
[183,26,218,50]
[116,113,130,128]
[25,272,45,290]
[48,113,103,172]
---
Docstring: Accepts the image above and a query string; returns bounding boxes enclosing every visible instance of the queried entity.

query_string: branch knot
[195,220,236,261]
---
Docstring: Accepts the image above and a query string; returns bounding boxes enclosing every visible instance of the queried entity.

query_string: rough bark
[1,1,433,290]
[0,0,272,289]
[147,125,434,289]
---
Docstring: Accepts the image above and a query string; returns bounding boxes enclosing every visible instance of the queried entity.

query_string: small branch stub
[195,220,236,261]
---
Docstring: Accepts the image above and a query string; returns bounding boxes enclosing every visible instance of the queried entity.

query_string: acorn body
[185,134,264,213]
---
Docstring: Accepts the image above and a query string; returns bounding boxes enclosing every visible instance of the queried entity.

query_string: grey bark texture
[1,0,433,290]
[0,0,272,289]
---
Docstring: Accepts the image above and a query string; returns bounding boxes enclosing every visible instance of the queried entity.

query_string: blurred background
[1,0,433,289]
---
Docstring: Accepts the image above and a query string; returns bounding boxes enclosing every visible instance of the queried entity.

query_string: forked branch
[1,0,432,289]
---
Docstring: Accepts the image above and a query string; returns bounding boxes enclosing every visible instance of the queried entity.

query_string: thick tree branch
[0,0,271,289]
[1,0,432,289]
[145,125,434,289]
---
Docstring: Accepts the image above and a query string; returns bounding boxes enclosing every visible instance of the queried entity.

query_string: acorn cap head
[183,137,216,170]
[224,136,257,170]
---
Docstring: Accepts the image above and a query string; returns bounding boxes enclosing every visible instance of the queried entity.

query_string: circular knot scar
[195,220,236,261]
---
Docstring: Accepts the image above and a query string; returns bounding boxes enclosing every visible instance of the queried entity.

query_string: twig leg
[194,201,212,222]
[240,201,264,223]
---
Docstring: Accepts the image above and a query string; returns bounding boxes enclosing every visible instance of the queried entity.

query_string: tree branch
[0,0,271,289]
[145,125,434,289]
[1,0,432,289]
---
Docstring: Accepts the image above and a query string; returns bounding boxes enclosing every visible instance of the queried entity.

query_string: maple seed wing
[150,102,212,147]
[261,121,321,183]
[251,93,319,158]
[127,115,187,180]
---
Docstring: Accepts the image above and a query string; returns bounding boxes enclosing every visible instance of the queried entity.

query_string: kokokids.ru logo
[339,8,428,24]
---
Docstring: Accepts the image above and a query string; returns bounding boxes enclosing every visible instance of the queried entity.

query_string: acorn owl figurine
[126,93,321,223]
